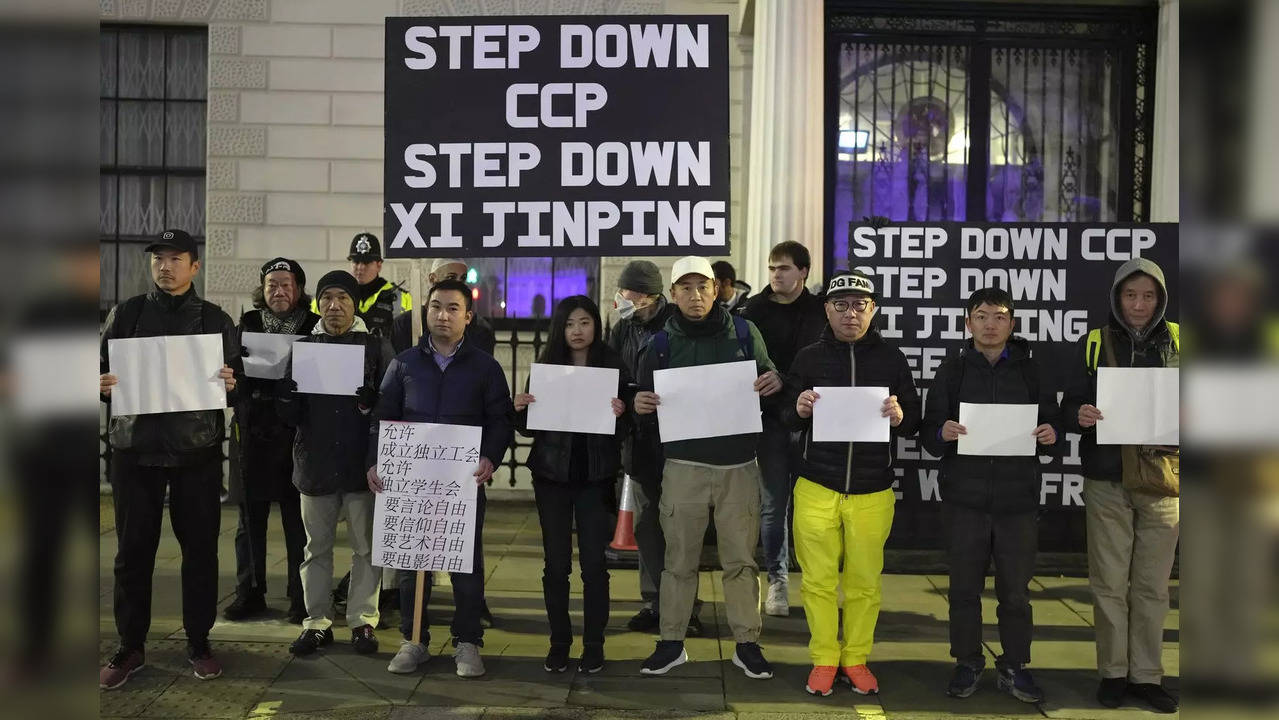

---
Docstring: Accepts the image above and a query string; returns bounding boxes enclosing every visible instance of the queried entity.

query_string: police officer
[313,232,412,338]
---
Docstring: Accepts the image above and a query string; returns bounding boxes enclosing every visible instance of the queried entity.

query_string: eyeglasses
[830,298,873,313]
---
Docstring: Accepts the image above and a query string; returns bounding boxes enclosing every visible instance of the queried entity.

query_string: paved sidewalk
[99,497,1178,719]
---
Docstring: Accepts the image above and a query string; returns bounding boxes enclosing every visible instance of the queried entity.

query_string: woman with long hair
[515,295,633,675]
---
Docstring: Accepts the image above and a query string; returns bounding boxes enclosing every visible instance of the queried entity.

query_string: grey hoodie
[1110,257,1168,343]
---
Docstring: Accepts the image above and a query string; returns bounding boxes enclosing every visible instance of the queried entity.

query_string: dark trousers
[534,478,611,648]
[17,437,96,664]
[233,492,305,605]
[399,487,487,646]
[111,454,222,649]
[945,503,1038,668]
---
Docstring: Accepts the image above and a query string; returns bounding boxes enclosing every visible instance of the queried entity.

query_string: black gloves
[275,378,298,401]
[355,385,378,411]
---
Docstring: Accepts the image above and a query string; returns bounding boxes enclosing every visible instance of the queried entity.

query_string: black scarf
[260,306,309,334]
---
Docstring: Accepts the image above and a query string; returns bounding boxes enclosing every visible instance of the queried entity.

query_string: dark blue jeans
[398,487,487,646]
[534,478,611,648]
[756,425,792,584]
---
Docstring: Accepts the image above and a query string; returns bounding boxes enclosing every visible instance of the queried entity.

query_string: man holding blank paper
[98,229,241,689]
[632,255,782,680]
[280,270,394,659]
[782,270,920,698]
[920,287,1060,705]
[1060,258,1180,714]
[225,257,318,625]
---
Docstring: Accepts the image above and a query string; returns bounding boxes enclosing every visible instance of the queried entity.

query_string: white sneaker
[387,640,429,674]
[764,580,790,617]
[453,641,485,677]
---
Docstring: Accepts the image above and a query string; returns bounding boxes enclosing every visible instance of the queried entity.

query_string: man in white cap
[632,256,783,680]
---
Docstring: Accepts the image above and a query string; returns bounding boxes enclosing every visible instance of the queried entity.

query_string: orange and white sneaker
[842,664,879,695]
[805,665,838,696]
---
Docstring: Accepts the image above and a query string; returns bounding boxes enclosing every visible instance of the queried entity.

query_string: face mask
[613,292,637,320]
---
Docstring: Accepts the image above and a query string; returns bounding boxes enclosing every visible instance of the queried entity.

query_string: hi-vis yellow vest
[1086,322,1180,371]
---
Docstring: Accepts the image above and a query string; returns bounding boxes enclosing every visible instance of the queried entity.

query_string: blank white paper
[958,402,1039,456]
[654,360,762,443]
[527,363,619,436]
[241,331,304,380]
[1183,364,1279,448]
[1096,367,1179,445]
[108,334,225,416]
[292,342,364,396]
[13,333,100,420]
[812,386,890,443]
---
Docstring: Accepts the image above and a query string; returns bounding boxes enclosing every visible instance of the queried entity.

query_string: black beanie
[618,260,664,295]
[315,270,358,299]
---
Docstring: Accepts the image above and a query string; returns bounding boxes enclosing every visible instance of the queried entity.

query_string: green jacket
[635,305,778,466]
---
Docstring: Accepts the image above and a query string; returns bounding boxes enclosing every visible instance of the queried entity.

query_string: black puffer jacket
[514,344,634,484]
[281,320,394,496]
[920,337,1062,515]
[607,296,675,483]
[782,325,921,495]
[228,308,319,503]
[100,287,242,467]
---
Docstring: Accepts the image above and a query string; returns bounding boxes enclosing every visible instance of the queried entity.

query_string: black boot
[223,594,267,621]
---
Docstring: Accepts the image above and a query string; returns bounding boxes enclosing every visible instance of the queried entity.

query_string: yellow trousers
[793,477,895,667]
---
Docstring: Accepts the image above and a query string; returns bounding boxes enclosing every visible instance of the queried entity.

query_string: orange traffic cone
[610,474,639,551]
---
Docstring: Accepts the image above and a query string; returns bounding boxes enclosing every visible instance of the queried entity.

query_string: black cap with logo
[347,232,382,262]
[260,257,306,289]
[144,229,199,259]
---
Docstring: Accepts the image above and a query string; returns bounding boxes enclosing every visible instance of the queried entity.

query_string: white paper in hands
[957,402,1038,456]
[292,341,364,396]
[1096,367,1179,445]
[107,334,226,416]
[527,363,619,435]
[1183,364,1279,447]
[653,360,762,443]
[812,386,890,442]
[14,333,99,420]
[241,331,304,380]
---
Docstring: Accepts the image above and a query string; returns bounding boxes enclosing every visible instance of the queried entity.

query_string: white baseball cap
[429,257,467,274]
[670,255,715,284]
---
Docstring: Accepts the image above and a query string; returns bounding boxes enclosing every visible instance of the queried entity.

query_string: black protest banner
[843,222,1178,552]
[383,16,730,258]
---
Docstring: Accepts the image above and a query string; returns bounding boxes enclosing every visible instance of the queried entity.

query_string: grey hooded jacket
[1061,257,1179,481]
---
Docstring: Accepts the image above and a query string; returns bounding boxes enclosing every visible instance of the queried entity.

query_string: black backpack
[113,293,224,338]
[945,345,1040,422]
